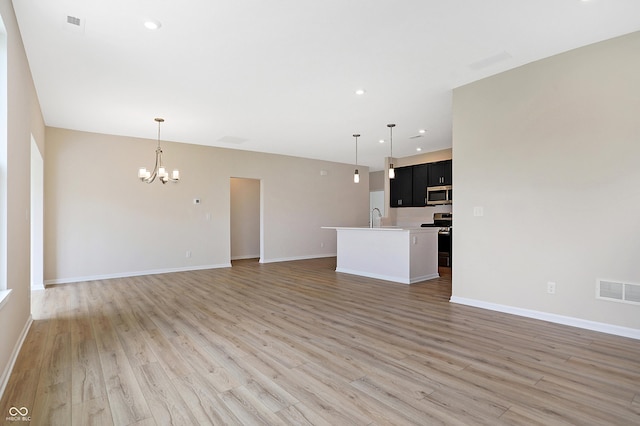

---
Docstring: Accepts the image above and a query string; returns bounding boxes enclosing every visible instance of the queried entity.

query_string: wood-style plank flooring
[2,258,639,425]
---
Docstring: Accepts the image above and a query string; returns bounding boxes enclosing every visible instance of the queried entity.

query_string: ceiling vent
[217,136,248,145]
[65,15,85,33]
[597,279,640,305]
[469,51,512,71]
[66,16,81,26]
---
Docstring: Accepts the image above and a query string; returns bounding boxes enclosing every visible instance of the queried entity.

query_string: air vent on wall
[597,279,640,305]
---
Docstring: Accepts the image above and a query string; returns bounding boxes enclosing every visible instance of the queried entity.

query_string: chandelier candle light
[387,123,396,179]
[138,118,180,184]
[353,133,360,183]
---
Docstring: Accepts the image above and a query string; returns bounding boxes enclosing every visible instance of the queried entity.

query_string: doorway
[230,178,261,262]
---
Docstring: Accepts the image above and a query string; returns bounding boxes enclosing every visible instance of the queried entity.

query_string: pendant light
[387,123,396,179]
[138,118,180,184]
[353,133,360,183]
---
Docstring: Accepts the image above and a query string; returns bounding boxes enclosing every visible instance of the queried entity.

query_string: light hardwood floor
[2,258,639,425]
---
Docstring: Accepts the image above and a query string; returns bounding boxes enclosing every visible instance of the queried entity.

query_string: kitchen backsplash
[394,204,452,227]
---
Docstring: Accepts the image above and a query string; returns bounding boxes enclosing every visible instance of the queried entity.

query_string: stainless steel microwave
[426,185,452,205]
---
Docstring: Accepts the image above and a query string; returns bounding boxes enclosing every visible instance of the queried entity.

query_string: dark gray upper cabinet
[390,166,413,207]
[390,160,452,208]
[411,163,429,207]
[427,160,452,186]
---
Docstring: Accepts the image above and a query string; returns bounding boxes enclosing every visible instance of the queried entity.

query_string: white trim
[0,315,32,399]
[0,289,11,311]
[259,253,336,264]
[336,268,439,285]
[230,254,260,261]
[409,273,441,284]
[43,263,231,286]
[450,296,640,340]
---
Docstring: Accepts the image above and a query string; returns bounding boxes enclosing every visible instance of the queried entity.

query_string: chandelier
[138,118,180,184]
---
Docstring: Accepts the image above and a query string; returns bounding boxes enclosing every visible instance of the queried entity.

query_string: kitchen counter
[322,226,439,284]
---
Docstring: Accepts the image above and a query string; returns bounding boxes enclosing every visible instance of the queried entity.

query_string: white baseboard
[44,256,337,285]
[450,296,640,340]
[336,268,439,285]
[44,263,232,286]
[259,253,336,264]
[230,255,260,261]
[409,273,441,284]
[0,315,33,400]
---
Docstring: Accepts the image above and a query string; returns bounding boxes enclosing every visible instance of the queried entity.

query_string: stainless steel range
[421,213,452,267]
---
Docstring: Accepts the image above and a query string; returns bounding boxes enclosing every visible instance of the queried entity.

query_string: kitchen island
[322,226,439,284]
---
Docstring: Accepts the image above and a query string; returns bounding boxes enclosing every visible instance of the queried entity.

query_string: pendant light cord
[353,134,359,166]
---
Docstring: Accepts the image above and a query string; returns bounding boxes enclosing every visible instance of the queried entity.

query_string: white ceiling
[13,0,640,171]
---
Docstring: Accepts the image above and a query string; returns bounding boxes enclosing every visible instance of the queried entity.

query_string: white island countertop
[322,226,439,284]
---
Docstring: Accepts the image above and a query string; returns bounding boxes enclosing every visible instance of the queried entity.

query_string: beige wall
[369,170,385,192]
[452,32,640,332]
[0,1,45,394]
[44,128,370,283]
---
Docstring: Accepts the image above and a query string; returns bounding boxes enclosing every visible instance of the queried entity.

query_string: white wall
[452,32,640,332]
[0,0,45,396]
[230,177,260,260]
[44,128,370,283]
[30,135,44,289]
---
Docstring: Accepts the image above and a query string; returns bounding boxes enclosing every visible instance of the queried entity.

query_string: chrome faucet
[371,208,382,228]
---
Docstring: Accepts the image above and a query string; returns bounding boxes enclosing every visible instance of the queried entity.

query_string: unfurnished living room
[1,1,640,425]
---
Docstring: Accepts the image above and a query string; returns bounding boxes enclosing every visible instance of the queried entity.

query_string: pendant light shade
[353,133,360,183]
[387,124,396,179]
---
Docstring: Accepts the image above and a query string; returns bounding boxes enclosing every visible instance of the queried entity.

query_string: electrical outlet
[186,250,192,258]
[320,242,325,248]
[547,281,556,294]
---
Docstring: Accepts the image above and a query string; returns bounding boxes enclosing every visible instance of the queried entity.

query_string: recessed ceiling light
[144,20,161,30]
[418,129,426,134]
[416,147,422,152]
[355,89,366,95]
[379,139,385,144]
